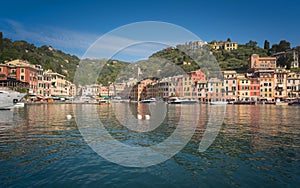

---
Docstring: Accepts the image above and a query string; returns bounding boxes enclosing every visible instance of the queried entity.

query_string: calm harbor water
[0,103,299,187]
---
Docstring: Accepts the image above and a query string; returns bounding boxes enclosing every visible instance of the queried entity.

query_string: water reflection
[0,104,299,187]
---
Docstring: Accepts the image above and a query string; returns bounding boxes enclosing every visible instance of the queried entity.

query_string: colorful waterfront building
[171,75,184,98]
[188,70,207,102]
[206,78,225,102]
[44,69,69,97]
[130,78,154,101]
[35,64,44,98]
[274,69,289,101]
[1,59,39,96]
[182,74,193,99]
[237,74,251,101]
[237,73,260,101]
[287,72,300,99]
[248,76,260,100]
[254,70,275,101]
[223,71,238,101]
[145,81,158,100]
[157,78,169,100]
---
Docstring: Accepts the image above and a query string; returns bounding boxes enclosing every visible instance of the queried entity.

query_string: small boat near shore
[168,97,197,104]
[233,101,256,105]
[210,101,228,105]
[140,98,157,103]
[110,96,130,103]
[288,101,300,106]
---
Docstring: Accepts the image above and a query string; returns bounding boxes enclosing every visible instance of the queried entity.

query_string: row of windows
[288,80,297,84]
[261,88,272,92]
[240,86,258,90]
[225,80,236,84]
[261,94,273,97]
[262,83,272,87]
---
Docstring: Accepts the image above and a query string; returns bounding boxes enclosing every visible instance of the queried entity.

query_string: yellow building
[210,41,238,51]
[237,74,250,100]
[254,70,275,101]
[274,69,289,100]
[182,74,194,99]
[130,79,154,101]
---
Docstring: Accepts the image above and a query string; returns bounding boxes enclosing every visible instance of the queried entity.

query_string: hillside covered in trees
[1,31,299,84]
[0,33,80,81]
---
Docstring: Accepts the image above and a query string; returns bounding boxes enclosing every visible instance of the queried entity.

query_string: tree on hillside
[270,40,291,53]
[246,40,257,47]
[277,53,293,69]
[264,40,270,50]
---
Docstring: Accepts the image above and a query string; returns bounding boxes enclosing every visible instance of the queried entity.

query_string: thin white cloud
[1,19,98,55]
[0,19,201,61]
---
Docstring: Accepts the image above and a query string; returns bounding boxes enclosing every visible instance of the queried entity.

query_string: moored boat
[233,101,256,105]
[110,96,129,103]
[140,98,157,103]
[168,97,197,104]
[0,89,27,109]
[210,101,228,105]
[288,101,300,106]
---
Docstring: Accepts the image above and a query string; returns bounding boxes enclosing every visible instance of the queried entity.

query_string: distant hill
[1,33,299,85]
[0,35,80,81]
[213,44,268,72]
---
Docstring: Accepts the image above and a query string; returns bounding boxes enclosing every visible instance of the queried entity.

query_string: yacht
[0,89,27,109]
[168,97,197,104]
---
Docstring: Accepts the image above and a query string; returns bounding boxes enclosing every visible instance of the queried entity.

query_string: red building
[0,59,38,95]
[249,77,260,100]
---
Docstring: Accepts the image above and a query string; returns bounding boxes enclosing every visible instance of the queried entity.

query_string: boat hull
[233,101,256,105]
[0,90,26,109]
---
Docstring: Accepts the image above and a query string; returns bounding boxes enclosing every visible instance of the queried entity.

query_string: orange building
[249,77,260,100]
[249,54,276,69]
[130,79,154,101]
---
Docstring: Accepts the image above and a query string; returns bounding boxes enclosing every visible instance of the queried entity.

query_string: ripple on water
[0,104,299,187]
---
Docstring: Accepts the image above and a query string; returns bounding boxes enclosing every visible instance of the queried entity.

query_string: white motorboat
[140,98,157,103]
[110,96,130,103]
[0,89,27,109]
[168,97,197,104]
[210,101,228,105]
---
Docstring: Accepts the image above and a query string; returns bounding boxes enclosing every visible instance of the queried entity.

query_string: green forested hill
[0,37,80,81]
[214,44,268,72]
[1,34,298,85]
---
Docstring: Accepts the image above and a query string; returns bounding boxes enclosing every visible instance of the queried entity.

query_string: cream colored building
[287,72,300,99]
[44,70,69,97]
[274,69,289,100]
[210,41,238,51]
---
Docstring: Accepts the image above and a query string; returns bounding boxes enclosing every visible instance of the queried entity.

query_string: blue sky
[0,0,299,61]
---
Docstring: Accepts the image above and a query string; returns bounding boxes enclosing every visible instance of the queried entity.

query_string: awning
[101,95,110,99]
